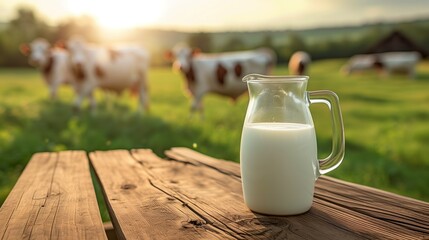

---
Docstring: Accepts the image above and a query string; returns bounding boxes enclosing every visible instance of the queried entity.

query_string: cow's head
[166,44,200,74]
[66,37,87,80]
[20,38,51,68]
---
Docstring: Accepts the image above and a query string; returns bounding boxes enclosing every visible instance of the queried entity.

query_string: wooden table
[1,148,428,239]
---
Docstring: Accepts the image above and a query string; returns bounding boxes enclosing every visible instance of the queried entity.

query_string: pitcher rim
[242,74,309,83]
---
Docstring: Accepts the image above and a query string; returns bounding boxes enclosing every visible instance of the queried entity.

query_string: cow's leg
[138,75,150,113]
[72,83,96,112]
[50,77,64,100]
[72,93,84,113]
[49,86,58,100]
[138,91,149,113]
[88,91,97,112]
[190,93,204,119]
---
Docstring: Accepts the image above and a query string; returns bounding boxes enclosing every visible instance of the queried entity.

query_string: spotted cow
[20,38,75,99]
[167,44,276,114]
[65,37,150,112]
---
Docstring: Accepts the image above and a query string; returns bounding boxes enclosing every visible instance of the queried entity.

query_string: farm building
[342,30,427,78]
[363,30,428,58]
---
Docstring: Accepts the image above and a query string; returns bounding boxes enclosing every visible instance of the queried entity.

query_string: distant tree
[221,36,247,51]
[396,23,429,52]
[279,33,308,62]
[188,32,212,52]
[0,7,54,67]
[0,34,9,66]
[55,16,101,43]
[354,24,393,52]
[288,33,308,53]
[250,34,285,64]
[8,7,53,42]
[258,34,274,48]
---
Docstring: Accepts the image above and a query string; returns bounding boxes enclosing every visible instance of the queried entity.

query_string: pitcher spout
[242,74,309,83]
[243,74,263,82]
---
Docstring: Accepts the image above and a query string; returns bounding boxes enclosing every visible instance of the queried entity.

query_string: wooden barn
[364,30,428,58]
[342,30,426,79]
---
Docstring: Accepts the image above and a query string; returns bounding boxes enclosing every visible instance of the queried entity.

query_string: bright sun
[67,0,165,29]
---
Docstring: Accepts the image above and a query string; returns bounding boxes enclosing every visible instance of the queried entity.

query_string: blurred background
[1,0,429,220]
[1,0,429,66]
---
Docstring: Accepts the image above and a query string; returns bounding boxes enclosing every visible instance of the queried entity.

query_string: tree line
[1,7,428,67]
[0,8,101,67]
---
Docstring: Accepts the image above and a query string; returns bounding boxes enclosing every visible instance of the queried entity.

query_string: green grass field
[1,59,429,220]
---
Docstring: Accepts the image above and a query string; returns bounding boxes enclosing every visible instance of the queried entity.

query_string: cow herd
[20,37,312,115]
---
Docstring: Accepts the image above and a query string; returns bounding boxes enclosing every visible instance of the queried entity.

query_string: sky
[1,0,429,31]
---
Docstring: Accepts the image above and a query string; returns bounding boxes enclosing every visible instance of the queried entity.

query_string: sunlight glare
[66,0,164,29]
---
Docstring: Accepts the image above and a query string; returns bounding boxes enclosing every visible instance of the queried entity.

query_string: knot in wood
[121,183,137,190]
[182,219,205,228]
[189,219,204,226]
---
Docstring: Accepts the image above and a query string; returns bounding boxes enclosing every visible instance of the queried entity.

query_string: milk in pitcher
[240,122,318,215]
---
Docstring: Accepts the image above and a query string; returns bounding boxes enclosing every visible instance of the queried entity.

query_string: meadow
[1,59,428,221]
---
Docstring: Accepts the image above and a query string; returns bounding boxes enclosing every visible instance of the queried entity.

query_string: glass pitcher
[240,74,345,215]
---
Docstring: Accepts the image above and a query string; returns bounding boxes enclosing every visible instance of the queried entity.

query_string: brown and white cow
[20,38,75,99]
[288,51,311,75]
[167,44,276,114]
[66,37,150,112]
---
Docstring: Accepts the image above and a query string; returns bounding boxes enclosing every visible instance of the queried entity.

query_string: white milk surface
[240,122,318,215]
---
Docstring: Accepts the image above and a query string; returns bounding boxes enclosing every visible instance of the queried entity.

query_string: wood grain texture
[166,147,429,240]
[9,149,427,239]
[89,148,427,239]
[0,151,107,240]
[90,149,231,240]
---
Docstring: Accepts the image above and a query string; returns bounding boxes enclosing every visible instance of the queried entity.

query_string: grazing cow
[288,51,311,75]
[342,52,421,79]
[20,38,75,99]
[341,54,376,74]
[166,44,276,114]
[66,37,150,112]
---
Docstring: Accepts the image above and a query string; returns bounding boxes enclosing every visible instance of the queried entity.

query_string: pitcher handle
[308,90,345,175]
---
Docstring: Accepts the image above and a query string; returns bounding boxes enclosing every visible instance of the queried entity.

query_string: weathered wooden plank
[89,149,231,240]
[315,177,429,234]
[165,147,429,239]
[165,147,241,178]
[133,149,364,239]
[0,151,107,240]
